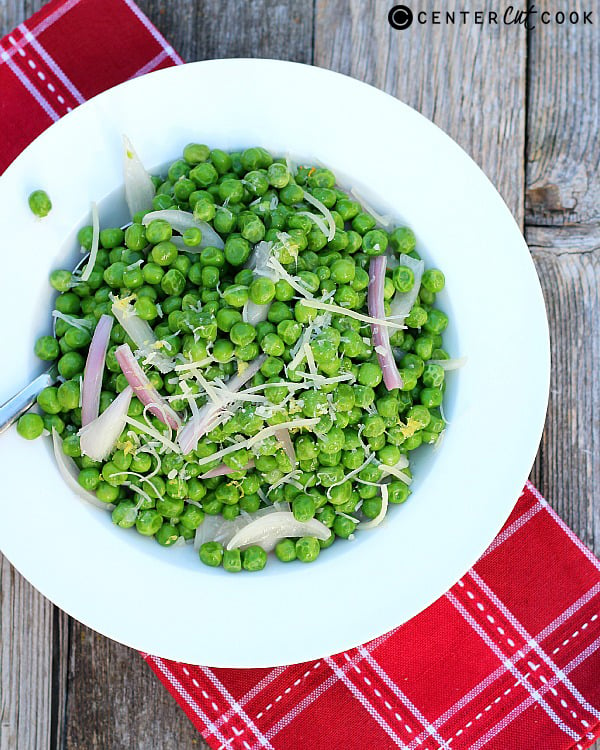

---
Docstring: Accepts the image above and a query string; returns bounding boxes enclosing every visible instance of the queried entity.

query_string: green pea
[423,308,449,335]
[57,352,84,379]
[420,387,443,408]
[111,500,137,527]
[161,268,186,296]
[155,524,178,546]
[405,305,428,329]
[292,495,316,522]
[34,335,59,361]
[422,364,445,388]
[36,386,60,415]
[28,189,52,218]
[184,143,210,164]
[124,223,147,250]
[57,380,80,411]
[224,236,250,266]
[388,481,411,504]
[55,293,80,315]
[275,538,296,562]
[99,227,125,249]
[249,276,276,305]
[50,270,72,293]
[390,226,416,254]
[78,467,100,491]
[352,212,377,235]
[210,148,232,174]
[151,241,178,267]
[197,541,223,567]
[136,509,163,536]
[218,179,244,204]
[17,413,44,440]
[295,536,320,562]
[230,322,256,346]
[392,265,414,294]
[242,545,267,571]
[221,548,241,573]
[422,268,445,293]
[333,514,357,539]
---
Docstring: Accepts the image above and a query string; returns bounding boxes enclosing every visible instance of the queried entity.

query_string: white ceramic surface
[0,59,549,667]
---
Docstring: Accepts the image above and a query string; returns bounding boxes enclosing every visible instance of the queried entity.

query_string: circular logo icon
[388,5,413,30]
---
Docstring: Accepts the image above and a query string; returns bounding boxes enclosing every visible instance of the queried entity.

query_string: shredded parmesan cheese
[300,299,406,329]
[302,190,336,240]
[193,418,320,468]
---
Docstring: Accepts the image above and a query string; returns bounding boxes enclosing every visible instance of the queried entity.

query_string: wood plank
[526,14,599,747]
[64,626,202,749]
[525,3,599,545]
[314,0,527,226]
[526,5,600,226]
[140,0,313,64]
[529,227,600,557]
[0,557,69,750]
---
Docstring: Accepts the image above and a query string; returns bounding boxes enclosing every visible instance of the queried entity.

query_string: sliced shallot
[79,386,133,461]
[141,209,224,249]
[81,314,113,426]
[388,253,425,320]
[199,460,255,479]
[80,201,100,282]
[368,255,403,391]
[115,343,181,430]
[111,296,173,374]
[123,135,155,218]
[226,511,330,553]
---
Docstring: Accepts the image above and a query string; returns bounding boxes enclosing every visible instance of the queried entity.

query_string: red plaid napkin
[2,4,599,749]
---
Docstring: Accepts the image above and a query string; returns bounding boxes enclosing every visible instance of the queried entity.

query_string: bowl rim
[0,58,550,667]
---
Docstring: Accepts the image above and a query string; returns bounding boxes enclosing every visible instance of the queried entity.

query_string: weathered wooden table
[1,1,598,747]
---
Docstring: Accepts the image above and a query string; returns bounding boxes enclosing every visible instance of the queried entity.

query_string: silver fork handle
[0,369,57,435]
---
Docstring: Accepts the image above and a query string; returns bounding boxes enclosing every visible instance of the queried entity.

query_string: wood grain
[0,556,68,750]
[0,0,599,748]
[64,628,202,750]
[525,0,600,226]
[139,0,313,64]
[314,0,527,226]
[529,227,600,556]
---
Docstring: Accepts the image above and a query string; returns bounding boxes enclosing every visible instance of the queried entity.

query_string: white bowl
[0,59,549,667]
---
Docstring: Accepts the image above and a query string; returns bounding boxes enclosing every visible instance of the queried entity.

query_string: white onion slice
[242,300,270,325]
[242,241,276,325]
[199,460,255,479]
[193,503,291,550]
[226,511,330,552]
[427,356,467,371]
[177,355,266,454]
[359,485,389,530]
[81,314,113,426]
[273,428,296,465]
[51,428,114,510]
[388,254,425,320]
[141,209,224,250]
[368,255,403,391]
[111,296,173,374]
[115,344,181,429]
[123,135,155,218]
[80,202,100,282]
[79,386,133,461]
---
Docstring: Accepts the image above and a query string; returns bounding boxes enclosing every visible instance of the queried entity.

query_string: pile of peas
[18,144,450,572]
